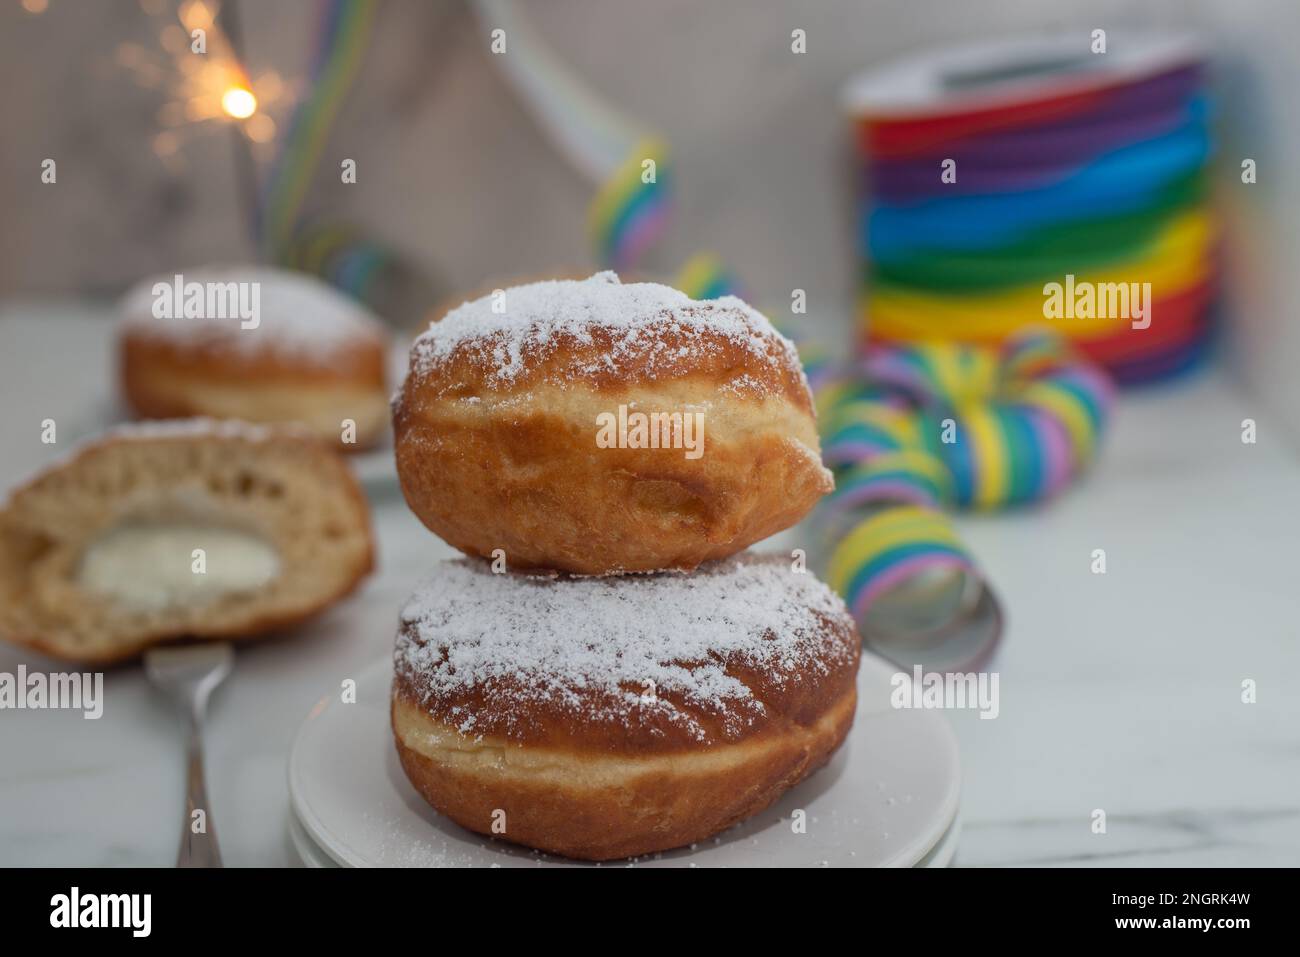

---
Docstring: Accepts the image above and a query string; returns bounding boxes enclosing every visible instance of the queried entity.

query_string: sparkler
[113,0,287,252]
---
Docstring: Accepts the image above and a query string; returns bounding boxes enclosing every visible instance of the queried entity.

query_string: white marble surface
[1,309,1298,867]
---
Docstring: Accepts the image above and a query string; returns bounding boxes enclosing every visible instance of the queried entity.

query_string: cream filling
[77,522,281,611]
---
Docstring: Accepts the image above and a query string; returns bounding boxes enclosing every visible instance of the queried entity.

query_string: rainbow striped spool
[844,34,1217,384]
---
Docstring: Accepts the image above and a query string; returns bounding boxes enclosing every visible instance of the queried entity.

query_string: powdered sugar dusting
[120,265,386,362]
[410,271,803,389]
[395,553,855,743]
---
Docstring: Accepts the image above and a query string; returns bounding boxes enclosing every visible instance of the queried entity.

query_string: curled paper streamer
[810,331,1113,667]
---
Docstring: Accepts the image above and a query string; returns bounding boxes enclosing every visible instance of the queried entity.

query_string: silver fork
[145,642,234,867]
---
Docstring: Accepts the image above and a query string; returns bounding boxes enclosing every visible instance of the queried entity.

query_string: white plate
[915,813,961,868]
[288,654,961,868]
[287,802,962,869]
[287,811,341,868]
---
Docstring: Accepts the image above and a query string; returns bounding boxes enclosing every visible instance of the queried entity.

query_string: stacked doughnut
[845,34,1215,384]
[390,271,859,861]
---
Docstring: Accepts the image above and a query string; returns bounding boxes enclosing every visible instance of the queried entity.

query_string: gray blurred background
[3,0,1300,438]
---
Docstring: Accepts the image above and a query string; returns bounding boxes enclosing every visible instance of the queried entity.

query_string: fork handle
[177,717,223,867]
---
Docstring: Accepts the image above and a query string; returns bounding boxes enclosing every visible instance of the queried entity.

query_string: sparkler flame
[221,86,257,119]
[116,0,286,162]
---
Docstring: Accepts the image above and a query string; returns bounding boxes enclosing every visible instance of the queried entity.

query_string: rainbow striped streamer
[843,334,1115,509]
[826,505,978,622]
[475,2,739,292]
[472,0,641,183]
[796,339,841,393]
[830,451,954,511]
[821,400,919,468]
[588,139,671,270]
[282,220,391,302]
[259,0,378,258]
[471,0,677,274]
[813,331,1112,628]
[675,252,743,301]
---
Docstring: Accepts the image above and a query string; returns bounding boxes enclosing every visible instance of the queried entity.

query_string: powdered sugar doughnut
[391,553,860,861]
[119,266,390,452]
[393,272,833,575]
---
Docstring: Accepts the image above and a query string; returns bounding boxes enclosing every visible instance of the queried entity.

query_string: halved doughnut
[0,420,374,664]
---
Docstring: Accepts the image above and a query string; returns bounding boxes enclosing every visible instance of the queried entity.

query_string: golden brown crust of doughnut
[391,683,857,861]
[121,333,389,452]
[122,328,387,387]
[0,425,375,664]
[395,387,830,574]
